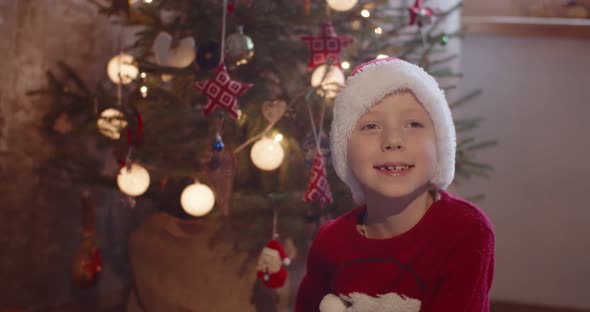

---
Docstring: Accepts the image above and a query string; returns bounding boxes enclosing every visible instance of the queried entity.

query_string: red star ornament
[301,21,352,70]
[408,0,434,27]
[194,63,252,118]
[304,150,333,205]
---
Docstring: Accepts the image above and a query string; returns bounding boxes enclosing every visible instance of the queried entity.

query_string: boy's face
[347,91,437,202]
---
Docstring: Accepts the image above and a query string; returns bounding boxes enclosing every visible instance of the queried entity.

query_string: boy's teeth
[384,165,408,171]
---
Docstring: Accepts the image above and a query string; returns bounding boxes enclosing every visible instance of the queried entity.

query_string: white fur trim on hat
[330,57,456,205]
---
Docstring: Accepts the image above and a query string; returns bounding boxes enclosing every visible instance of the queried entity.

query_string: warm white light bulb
[376,54,389,59]
[341,61,350,70]
[274,133,284,142]
[361,9,370,18]
[374,27,383,35]
[107,53,138,85]
[250,137,285,171]
[97,108,127,140]
[180,182,215,217]
[310,64,345,99]
[326,0,358,11]
[117,163,150,197]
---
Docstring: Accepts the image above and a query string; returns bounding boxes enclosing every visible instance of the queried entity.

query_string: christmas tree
[30,0,495,272]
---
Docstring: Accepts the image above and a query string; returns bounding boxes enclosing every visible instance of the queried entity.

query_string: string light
[140,72,146,79]
[360,10,370,18]
[374,27,383,35]
[144,0,152,3]
[376,54,389,59]
[274,133,284,142]
[140,86,148,98]
[341,61,350,70]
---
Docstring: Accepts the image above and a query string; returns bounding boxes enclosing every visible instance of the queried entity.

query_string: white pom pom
[319,294,347,312]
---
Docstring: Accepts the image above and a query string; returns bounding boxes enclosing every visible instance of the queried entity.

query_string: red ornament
[304,150,333,205]
[82,247,103,278]
[301,22,352,70]
[256,239,290,289]
[194,63,252,118]
[408,0,434,27]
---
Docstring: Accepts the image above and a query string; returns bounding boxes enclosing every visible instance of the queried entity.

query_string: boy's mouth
[373,163,414,172]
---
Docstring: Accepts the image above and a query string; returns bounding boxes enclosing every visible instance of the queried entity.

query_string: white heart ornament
[153,31,196,68]
[262,99,287,124]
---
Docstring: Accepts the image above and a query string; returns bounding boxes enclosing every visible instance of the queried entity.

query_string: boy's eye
[360,123,379,130]
[408,121,424,128]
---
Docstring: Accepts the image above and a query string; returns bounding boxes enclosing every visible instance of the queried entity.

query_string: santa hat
[330,57,456,205]
[256,239,290,288]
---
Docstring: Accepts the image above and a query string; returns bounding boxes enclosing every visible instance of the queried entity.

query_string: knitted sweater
[295,191,494,312]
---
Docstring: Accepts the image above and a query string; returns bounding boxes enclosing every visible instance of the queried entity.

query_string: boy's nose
[381,131,405,152]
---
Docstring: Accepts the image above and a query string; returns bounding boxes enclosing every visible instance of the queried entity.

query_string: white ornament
[107,53,139,85]
[117,163,150,197]
[326,0,358,12]
[97,108,128,140]
[153,31,196,68]
[180,182,215,217]
[250,137,285,171]
[310,64,345,99]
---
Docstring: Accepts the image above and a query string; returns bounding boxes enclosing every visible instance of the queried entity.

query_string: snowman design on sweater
[319,257,424,312]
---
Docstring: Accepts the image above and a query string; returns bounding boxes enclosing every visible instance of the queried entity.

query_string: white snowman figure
[319,292,421,312]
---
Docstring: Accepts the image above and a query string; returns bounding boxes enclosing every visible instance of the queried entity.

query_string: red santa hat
[256,239,290,288]
[330,57,456,205]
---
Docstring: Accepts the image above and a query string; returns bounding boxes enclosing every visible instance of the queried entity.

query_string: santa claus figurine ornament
[256,239,291,288]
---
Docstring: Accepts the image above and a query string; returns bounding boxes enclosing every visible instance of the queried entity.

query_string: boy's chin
[363,184,430,202]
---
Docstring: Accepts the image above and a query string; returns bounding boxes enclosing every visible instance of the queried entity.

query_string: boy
[295,58,494,312]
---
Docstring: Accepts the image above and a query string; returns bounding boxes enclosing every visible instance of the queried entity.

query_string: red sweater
[295,191,494,312]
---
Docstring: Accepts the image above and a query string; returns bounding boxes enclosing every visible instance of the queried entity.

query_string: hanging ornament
[310,64,345,99]
[193,63,253,118]
[196,41,221,72]
[206,148,237,216]
[72,192,102,289]
[304,150,334,205]
[152,31,196,68]
[117,163,150,197]
[107,53,138,85]
[301,22,353,70]
[213,133,225,152]
[261,99,287,124]
[180,182,215,217]
[250,136,285,171]
[97,108,128,140]
[440,34,449,46]
[408,0,435,27]
[256,239,290,289]
[225,25,255,66]
[326,0,358,12]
